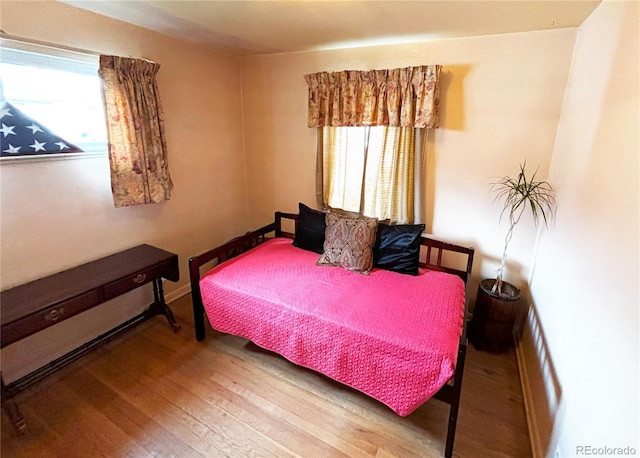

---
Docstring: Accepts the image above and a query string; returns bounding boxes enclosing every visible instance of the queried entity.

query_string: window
[319,126,424,224]
[0,38,107,160]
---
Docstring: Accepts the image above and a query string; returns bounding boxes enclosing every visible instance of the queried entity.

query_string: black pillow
[373,223,426,275]
[292,203,326,254]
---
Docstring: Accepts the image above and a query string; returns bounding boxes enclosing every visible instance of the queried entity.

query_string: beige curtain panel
[99,55,173,208]
[317,126,418,224]
[304,65,441,129]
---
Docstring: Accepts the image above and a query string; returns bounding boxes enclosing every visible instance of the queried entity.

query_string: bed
[189,210,475,457]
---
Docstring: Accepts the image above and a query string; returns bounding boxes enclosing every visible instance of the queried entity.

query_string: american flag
[0,100,82,157]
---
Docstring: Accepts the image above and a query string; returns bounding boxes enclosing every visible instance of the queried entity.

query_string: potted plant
[490,161,555,296]
[471,162,555,351]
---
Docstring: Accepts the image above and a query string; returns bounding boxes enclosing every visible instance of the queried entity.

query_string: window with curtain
[305,65,440,225]
[0,38,172,208]
[318,126,425,224]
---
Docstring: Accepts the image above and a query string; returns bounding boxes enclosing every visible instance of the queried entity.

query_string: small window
[0,38,107,160]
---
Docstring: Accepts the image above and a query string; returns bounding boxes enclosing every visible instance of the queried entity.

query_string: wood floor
[1,294,531,457]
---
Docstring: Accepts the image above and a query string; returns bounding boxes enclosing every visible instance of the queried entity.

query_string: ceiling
[60,0,601,56]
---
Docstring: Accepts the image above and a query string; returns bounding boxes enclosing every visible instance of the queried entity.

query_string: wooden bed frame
[189,211,475,458]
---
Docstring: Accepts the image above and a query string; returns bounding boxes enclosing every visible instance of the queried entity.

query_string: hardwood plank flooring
[1,294,531,457]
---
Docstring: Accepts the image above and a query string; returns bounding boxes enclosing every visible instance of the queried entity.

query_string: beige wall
[0,1,250,380]
[241,29,577,293]
[526,0,639,455]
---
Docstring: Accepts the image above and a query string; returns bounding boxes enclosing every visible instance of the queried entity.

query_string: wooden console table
[0,244,180,433]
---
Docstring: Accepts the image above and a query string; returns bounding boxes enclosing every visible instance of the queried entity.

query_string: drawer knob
[133,273,147,284]
[45,308,64,322]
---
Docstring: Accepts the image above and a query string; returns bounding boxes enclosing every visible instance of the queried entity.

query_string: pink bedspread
[200,238,465,416]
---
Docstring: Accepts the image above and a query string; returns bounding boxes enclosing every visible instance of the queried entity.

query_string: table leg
[1,376,27,434]
[152,279,180,332]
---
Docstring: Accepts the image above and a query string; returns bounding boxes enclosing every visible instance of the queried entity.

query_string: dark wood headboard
[272,211,474,283]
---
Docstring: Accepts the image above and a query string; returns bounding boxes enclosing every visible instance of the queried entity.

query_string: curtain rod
[0,29,101,58]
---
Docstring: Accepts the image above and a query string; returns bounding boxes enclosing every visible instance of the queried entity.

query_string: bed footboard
[417,234,474,458]
[188,213,297,341]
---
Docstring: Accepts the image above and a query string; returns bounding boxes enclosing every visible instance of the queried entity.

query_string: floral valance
[304,65,440,129]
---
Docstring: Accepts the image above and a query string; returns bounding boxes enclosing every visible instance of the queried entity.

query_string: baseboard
[165,282,191,304]
[515,338,544,458]
[515,303,561,458]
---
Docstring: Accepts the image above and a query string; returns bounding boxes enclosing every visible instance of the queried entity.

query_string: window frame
[0,37,107,163]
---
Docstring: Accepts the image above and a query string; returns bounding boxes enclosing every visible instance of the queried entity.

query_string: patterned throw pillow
[317,212,379,275]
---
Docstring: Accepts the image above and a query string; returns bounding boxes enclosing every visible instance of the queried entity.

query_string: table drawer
[1,289,101,348]
[102,263,168,300]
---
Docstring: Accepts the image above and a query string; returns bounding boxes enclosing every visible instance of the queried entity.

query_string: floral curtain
[99,55,173,207]
[304,65,440,129]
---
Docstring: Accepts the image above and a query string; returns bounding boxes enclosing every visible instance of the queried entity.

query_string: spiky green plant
[491,162,555,297]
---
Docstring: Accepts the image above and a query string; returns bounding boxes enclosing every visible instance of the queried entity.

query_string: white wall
[0,1,250,381]
[526,0,639,455]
